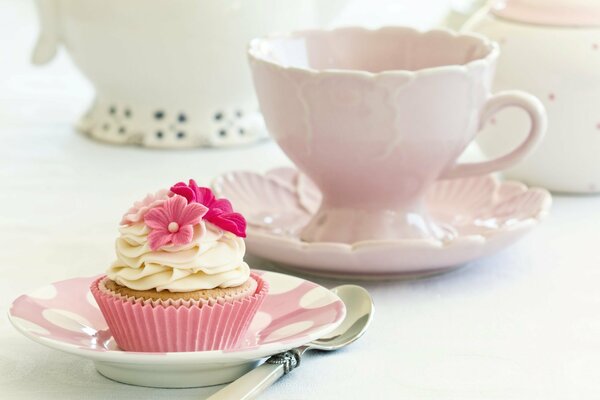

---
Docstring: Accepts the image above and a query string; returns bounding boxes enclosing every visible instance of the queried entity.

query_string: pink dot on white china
[42,309,93,333]
[10,317,50,336]
[265,320,314,342]
[248,311,272,332]
[86,291,100,309]
[260,272,303,295]
[593,43,599,50]
[168,222,179,233]
[299,287,337,309]
[548,93,556,101]
[29,284,57,300]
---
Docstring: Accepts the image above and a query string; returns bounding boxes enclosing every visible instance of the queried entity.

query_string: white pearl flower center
[168,222,180,233]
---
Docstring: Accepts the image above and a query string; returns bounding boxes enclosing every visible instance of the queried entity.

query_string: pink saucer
[8,270,345,388]
[212,167,552,279]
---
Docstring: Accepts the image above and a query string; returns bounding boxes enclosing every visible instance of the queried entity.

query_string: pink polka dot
[593,43,599,50]
[548,93,556,101]
[596,123,600,130]
[490,117,497,125]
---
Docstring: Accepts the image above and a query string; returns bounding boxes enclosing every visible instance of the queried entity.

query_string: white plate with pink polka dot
[8,270,346,388]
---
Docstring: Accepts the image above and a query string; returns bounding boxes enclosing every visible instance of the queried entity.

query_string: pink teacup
[248,27,546,243]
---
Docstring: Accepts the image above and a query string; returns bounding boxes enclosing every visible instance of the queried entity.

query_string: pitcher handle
[441,91,547,180]
[32,0,60,65]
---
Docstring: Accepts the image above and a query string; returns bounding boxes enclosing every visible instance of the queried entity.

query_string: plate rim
[8,270,346,365]
[243,225,535,278]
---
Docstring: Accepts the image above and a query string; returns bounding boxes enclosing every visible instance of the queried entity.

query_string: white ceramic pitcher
[464,0,600,193]
[32,0,347,148]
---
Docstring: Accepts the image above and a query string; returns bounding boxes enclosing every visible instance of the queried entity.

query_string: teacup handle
[441,91,547,179]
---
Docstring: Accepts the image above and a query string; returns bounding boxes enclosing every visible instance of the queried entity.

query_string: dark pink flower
[144,195,208,251]
[170,179,247,238]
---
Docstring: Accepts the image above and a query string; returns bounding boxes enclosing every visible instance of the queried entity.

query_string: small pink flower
[144,195,208,250]
[121,189,171,226]
[171,179,247,237]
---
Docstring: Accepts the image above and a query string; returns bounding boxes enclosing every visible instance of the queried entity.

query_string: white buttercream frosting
[107,221,250,292]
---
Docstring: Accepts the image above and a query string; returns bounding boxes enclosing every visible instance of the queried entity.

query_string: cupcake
[91,180,268,352]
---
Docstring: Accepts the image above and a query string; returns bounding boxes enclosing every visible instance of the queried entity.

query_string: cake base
[104,278,257,303]
[91,273,269,352]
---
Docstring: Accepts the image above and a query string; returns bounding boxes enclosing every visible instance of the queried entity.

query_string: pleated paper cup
[90,273,268,352]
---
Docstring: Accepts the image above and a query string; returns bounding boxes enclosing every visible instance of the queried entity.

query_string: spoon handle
[207,350,301,400]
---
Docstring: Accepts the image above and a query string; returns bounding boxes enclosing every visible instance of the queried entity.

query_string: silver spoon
[207,285,374,400]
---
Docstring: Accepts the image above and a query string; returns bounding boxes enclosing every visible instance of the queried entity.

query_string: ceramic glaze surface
[32,0,345,148]
[8,270,345,387]
[212,168,552,278]
[492,0,600,26]
[248,27,546,243]
[465,9,600,192]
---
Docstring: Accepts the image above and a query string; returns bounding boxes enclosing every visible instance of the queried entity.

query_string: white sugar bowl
[464,0,600,193]
[32,0,346,148]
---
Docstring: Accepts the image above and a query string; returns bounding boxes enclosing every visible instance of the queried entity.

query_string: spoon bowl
[310,285,374,351]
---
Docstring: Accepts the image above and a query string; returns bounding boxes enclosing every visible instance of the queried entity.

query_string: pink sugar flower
[170,179,247,238]
[120,189,171,226]
[144,195,208,251]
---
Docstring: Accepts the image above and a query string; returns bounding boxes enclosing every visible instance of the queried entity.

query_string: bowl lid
[491,0,600,27]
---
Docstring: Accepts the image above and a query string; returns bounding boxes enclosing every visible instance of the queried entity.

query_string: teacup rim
[248,26,499,78]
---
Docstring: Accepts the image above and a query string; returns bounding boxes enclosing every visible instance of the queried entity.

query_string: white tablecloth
[2,1,599,399]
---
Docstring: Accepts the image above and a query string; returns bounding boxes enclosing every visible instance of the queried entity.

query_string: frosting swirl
[107,221,250,292]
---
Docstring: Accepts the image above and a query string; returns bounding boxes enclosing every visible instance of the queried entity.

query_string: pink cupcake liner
[90,273,268,352]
